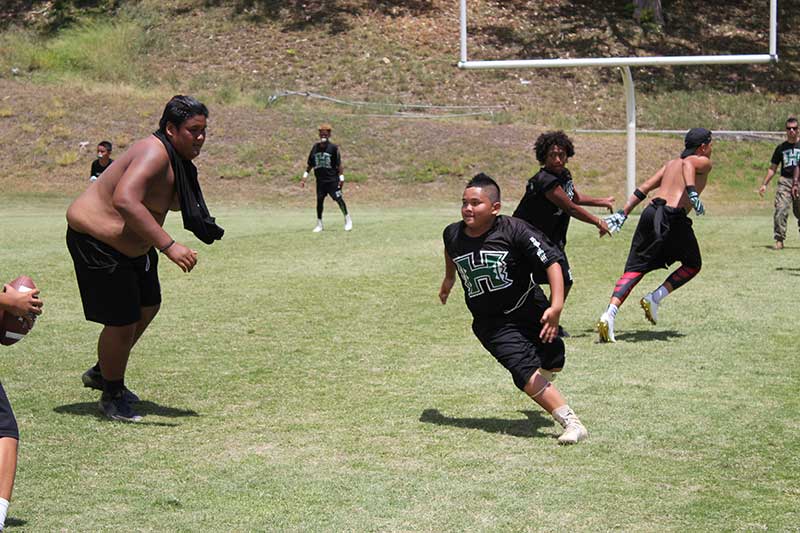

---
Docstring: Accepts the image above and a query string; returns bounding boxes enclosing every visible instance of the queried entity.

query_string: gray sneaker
[82,367,140,403]
[553,406,588,445]
[99,392,142,423]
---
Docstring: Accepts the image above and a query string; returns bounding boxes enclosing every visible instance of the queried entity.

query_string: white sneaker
[553,406,588,445]
[597,311,616,343]
[558,420,588,445]
[312,221,323,233]
[344,214,353,231]
[640,294,658,325]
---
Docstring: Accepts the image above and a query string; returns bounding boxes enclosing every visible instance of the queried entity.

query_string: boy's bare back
[66,136,179,257]
[653,155,713,210]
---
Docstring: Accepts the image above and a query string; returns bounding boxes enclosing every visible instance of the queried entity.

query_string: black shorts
[66,227,161,327]
[0,382,19,440]
[624,199,701,273]
[316,179,343,200]
[472,314,566,391]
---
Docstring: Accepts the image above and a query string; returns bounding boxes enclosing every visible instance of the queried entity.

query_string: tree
[633,0,664,27]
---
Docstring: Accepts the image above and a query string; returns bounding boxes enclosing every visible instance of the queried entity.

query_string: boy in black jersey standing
[89,141,113,182]
[300,124,353,232]
[439,173,588,444]
[513,131,613,300]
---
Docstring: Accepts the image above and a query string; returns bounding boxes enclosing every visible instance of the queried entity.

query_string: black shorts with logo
[472,311,566,391]
[316,179,343,200]
[0,382,19,440]
[66,227,161,327]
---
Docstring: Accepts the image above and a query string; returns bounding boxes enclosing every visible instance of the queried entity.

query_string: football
[0,275,38,346]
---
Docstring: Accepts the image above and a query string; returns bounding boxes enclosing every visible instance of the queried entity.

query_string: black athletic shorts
[0,382,19,440]
[624,199,701,273]
[316,179,343,200]
[66,227,161,327]
[472,313,566,391]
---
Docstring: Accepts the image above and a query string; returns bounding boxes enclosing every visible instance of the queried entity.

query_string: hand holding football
[0,275,40,346]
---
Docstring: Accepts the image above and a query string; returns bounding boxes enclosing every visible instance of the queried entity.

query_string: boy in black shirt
[439,173,588,444]
[757,117,800,250]
[513,131,613,299]
[300,124,352,232]
[89,141,113,182]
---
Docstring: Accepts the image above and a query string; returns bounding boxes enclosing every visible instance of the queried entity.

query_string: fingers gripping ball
[0,275,38,346]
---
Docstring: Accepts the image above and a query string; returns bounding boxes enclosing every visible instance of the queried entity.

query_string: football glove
[604,210,627,233]
[687,189,705,215]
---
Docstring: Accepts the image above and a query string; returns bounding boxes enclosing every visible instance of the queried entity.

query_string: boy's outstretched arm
[439,251,456,304]
[545,187,611,237]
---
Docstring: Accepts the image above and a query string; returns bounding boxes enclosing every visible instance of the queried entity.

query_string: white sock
[651,285,669,303]
[0,497,9,530]
[552,405,576,427]
[606,303,619,318]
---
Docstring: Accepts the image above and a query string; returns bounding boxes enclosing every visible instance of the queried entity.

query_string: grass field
[1,202,799,531]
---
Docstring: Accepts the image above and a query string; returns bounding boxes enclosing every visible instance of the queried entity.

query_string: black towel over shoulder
[153,130,224,245]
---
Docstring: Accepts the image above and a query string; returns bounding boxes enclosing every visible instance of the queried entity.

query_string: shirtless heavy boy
[66,95,222,421]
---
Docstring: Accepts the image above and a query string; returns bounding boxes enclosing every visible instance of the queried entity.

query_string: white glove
[604,210,627,233]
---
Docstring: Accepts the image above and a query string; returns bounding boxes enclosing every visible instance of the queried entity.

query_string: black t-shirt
[512,168,574,248]
[307,142,341,182]
[90,159,112,179]
[442,215,563,320]
[770,142,800,179]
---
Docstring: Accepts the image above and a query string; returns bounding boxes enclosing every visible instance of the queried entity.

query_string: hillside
[0,0,796,207]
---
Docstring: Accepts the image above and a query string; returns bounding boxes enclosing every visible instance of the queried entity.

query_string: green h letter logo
[453,251,512,298]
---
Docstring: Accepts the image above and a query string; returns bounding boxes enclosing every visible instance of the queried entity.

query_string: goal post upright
[458,0,779,196]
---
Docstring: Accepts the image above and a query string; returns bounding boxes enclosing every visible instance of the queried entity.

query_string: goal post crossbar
[457,0,779,196]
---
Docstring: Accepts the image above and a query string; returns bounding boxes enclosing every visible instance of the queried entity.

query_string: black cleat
[82,366,141,403]
[99,391,142,423]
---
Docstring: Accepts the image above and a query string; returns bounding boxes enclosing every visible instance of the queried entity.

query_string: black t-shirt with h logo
[443,215,563,320]
[307,142,341,182]
[771,142,800,179]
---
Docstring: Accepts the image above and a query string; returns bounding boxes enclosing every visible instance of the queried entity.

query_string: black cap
[680,128,712,158]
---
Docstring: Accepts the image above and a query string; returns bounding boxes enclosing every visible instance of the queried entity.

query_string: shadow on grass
[613,329,685,342]
[419,408,551,439]
[54,401,199,427]
[759,245,800,251]
[5,517,27,528]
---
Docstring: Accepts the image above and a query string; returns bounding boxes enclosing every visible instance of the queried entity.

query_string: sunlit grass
[0,203,798,530]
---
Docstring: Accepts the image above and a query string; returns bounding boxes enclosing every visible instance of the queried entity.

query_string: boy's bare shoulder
[121,136,170,167]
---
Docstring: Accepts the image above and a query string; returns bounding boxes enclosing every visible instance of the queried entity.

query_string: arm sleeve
[516,221,562,269]
[442,224,457,259]
[771,145,783,167]
[535,171,561,195]
[307,146,316,169]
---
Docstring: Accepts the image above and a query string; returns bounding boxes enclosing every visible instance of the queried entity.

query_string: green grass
[0,11,160,85]
[1,202,799,531]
